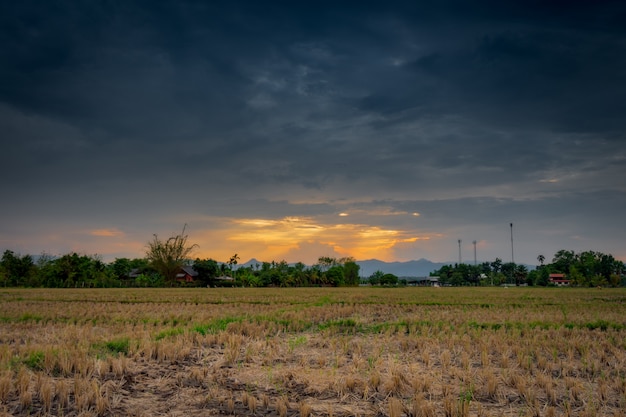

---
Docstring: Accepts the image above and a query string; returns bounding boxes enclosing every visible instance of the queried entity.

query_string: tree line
[0,229,361,287]
[0,249,362,288]
[1,226,624,288]
[431,250,625,287]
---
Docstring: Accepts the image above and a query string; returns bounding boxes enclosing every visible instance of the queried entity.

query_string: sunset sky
[2,1,625,266]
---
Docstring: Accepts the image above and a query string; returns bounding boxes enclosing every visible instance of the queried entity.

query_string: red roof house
[549,273,570,286]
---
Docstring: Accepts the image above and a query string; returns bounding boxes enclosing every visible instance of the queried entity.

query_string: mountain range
[355,259,449,277]
[239,258,449,278]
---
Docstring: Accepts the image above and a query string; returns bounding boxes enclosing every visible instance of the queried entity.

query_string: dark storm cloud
[1,0,625,262]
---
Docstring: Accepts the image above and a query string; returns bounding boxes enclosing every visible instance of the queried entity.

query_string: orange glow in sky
[1,210,440,265]
[188,215,434,264]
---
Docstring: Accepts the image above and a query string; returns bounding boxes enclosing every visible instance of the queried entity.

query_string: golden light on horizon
[236,219,278,227]
[88,228,124,237]
[8,215,442,265]
[189,215,439,264]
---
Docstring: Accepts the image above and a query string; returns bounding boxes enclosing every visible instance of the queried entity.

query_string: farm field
[0,287,625,416]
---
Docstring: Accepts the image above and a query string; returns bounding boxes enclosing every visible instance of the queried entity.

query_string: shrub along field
[0,287,624,416]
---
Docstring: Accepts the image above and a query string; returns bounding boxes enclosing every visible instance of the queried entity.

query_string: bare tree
[146,225,197,285]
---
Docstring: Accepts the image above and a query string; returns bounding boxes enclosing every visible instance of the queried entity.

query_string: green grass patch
[313,296,333,306]
[193,317,242,335]
[288,336,308,351]
[106,338,130,354]
[584,320,623,331]
[93,337,130,356]
[318,318,361,333]
[23,351,45,370]
[19,313,43,323]
[468,320,624,332]
[155,327,185,340]
[528,321,556,330]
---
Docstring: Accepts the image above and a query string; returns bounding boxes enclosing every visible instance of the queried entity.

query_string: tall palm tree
[537,254,545,267]
[228,253,240,279]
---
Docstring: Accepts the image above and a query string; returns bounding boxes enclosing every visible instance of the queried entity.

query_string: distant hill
[356,258,448,278]
[239,258,448,278]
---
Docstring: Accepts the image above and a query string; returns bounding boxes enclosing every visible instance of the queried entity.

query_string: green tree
[135,274,151,287]
[380,273,398,286]
[1,250,35,286]
[434,265,454,286]
[368,270,385,285]
[305,265,322,286]
[37,253,114,288]
[568,265,586,287]
[501,262,516,285]
[547,249,623,286]
[534,267,550,286]
[110,258,132,281]
[52,253,86,287]
[317,256,338,272]
[343,260,360,286]
[515,264,529,286]
[292,262,308,286]
[609,273,621,287]
[490,258,503,274]
[325,265,345,286]
[552,250,576,274]
[591,274,608,287]
[450,271,464,286]
[145,226,198,285]
[108,258,151,286]
[193,258,219,287]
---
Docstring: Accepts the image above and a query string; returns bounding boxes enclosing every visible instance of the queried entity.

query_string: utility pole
[510,223,514,264]
[510,223,514,286]
[473,240,477,266]
[458,239,462,264]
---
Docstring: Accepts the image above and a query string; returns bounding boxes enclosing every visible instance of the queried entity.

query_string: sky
[1,1,625,266]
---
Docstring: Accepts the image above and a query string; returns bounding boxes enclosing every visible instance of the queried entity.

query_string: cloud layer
[1,1,625,265]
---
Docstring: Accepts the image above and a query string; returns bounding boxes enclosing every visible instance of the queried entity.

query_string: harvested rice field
[0,287,625,416]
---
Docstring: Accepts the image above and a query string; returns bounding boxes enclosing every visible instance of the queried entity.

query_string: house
[406,276,440,287]
[215,275,235,283]
[128,268,143,279]
[176,266,236,285]
[549,273,571,286]
[176,266,198,283]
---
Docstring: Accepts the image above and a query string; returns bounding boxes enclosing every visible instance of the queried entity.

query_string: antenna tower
[473,240,477,265]
[510,223,515,264]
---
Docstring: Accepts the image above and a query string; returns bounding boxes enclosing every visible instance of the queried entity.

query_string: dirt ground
[1,288,625,416]
[3,330,625,417]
